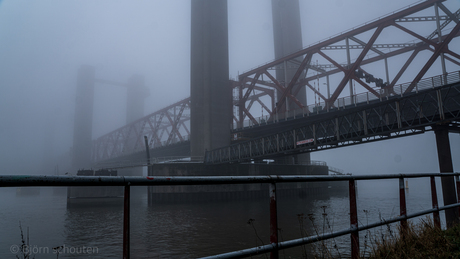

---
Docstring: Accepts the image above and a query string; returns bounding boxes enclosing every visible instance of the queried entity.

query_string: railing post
[456,176,460,218]
[123,184,131,259]
[430,176,441,228]
[399,177,407,231]
[269,182,279,259]
[349,179,359,259]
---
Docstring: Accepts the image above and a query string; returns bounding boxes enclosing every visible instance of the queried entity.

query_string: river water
[0,178,446,258]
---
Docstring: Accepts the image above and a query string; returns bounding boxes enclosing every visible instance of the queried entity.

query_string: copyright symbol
[10,245,19,254]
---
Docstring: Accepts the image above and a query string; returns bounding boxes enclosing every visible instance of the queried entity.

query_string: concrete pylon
[433,126,459,227]
[122,74,149,176]
[190,0,232,159]
[126,74,149,124]
[72,65,95,170]
[272,0,310,164]
[272,0,307,111]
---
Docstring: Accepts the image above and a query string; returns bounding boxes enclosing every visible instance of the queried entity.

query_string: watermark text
[10,244,99,255]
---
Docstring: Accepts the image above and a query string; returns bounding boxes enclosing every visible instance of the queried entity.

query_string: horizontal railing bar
[1,173,460,187]
[200,202,460,259]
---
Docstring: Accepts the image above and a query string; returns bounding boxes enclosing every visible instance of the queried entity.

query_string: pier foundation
[147,163,346,203]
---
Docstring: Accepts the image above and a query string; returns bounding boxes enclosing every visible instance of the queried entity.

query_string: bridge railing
[2,172,460,259]
[93,156,203,170]
[235,70,460,130]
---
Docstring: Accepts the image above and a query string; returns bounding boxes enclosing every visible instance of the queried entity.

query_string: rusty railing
[1,172,460,259]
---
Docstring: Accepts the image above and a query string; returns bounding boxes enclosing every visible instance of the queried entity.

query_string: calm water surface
[0,178,444,258]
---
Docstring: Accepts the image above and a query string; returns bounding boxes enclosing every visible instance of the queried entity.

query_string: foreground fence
[1,172,460,259]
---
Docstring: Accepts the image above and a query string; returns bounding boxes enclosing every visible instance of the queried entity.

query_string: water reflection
[65,204,122,258]
[0,179,443,258]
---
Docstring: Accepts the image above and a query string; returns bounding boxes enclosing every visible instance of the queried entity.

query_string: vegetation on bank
[367,219,460,259]
[303,216,460,259]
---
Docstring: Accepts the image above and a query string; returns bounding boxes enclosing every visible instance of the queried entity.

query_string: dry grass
[368,219,460,259]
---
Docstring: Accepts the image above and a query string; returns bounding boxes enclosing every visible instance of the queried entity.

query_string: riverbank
[368,219,460,258]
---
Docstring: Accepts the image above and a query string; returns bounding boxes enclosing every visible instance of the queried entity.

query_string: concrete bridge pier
[433,125,459,227]
[119,74,149,177]
[72,65,95,170]
[272,0,306,111]
[271,0,310,165]
[190,0,232,158]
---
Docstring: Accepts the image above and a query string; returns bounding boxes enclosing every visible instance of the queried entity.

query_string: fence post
[456,176,460,218]
[123,184,131,259]
[269,182,279,259]
[349,180,359,259]
[430,176,441,228]
[399,177,407,231]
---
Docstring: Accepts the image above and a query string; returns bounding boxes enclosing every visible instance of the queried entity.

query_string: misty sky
[0,0,459,175]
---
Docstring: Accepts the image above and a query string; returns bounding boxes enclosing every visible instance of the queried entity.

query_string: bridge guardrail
[94,158,327,170]
[92,156,204,170]
[2,172,460,258]
[234,71,460,129]
[216,72,460,164]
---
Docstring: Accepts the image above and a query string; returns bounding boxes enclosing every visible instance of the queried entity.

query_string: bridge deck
[205,72,460,164]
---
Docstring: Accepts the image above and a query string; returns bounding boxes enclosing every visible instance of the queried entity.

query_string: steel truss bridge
[92,0,460,167]
[206,72,460,163]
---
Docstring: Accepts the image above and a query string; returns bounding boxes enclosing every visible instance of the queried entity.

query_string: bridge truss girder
[205,73,460,164]
[92,98,191,162]
[235,0,460,128]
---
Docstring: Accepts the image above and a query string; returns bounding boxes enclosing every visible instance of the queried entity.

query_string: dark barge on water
[67,169,123,206]
[147,160,349,204]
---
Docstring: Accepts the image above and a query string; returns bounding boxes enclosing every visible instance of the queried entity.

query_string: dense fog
[0,0,459,176]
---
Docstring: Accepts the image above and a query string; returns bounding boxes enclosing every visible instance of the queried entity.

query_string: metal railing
[94,156,327,171]
[234,70,460,129]
[1,172,460,259]
[93,156,204,170]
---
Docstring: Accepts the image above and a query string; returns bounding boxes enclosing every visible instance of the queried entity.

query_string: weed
[16,222,35,259]
[368,217,460,258]
[247,218,268,259]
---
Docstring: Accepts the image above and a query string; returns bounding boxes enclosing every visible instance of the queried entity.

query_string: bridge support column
[190,0,231,158]
[72,65,95,170]
[122,75,148,177]
[126,74,148,124]
[272,0,310,164]
[433,126,459,227]
[272,0,306,111]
